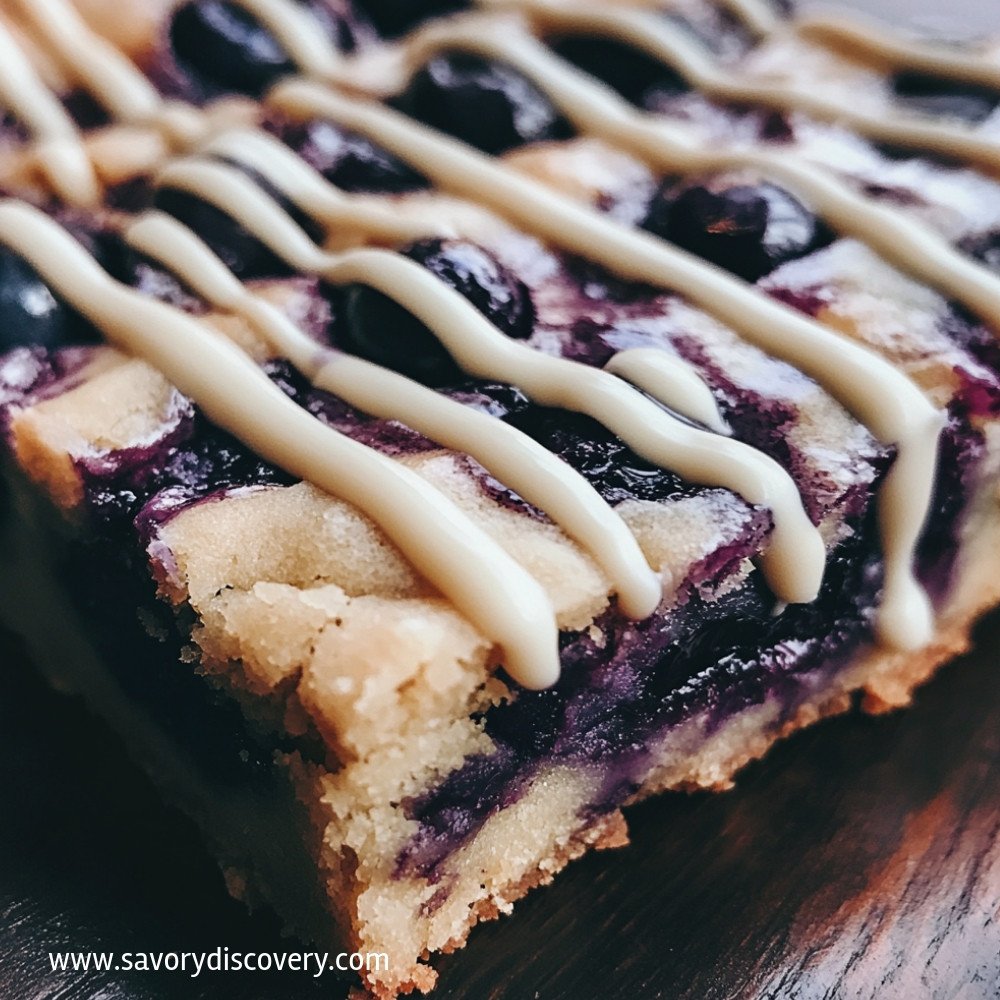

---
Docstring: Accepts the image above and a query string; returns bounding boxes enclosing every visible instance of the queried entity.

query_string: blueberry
[548,34,688,110]
[153,187,291,279]
[758,110,795,143]
[959,230,1000,273]
[268,117,428,193]
[169,1,294,97]
[392,53,573,155]
[339,238,535,385]
[642,177,832,282]
[0,110,29,145]
[505,407,687,505]
[892,71,999,124]
[62,89,112,130]
[359,0,469,39]
[0,247,101,352]
[153,169,327,281]
[104,176,157,214]
[339,281,458,386]
[412,238,535,339]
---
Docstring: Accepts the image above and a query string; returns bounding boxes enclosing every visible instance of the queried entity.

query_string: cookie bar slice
[1,183,998,998]
[3,0,1000,997]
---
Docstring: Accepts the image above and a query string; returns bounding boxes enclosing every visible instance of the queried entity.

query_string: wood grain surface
[2,613,999,1000]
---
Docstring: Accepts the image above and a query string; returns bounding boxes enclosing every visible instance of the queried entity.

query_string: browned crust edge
[356,595,996,998]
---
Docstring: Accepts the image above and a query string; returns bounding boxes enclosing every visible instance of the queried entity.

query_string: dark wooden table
[2,613,999,1000]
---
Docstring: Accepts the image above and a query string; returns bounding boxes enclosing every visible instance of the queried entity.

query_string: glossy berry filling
[548,34,689,110]
[265,115,429,194]
[892,71,999,125]
[337,238,535,385]
[358,0,469,39]
[642,177,833,283]
[168,0,359,99]
[391,53,574,155]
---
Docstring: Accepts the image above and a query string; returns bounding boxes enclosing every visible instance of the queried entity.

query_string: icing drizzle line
[0,14,98,205]
[794,12,1000,88]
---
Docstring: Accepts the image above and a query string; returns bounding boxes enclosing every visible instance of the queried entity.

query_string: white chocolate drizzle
[0,16,98,205]
[604,348,730,435]
[409,22,1000,331]
[0,198,565,689]
[269,79,946,650]
[492,2,1000,172]
[151,153,826,606]
[125,210,664,621]
[228,0,344,78]
[794,13,1000,88]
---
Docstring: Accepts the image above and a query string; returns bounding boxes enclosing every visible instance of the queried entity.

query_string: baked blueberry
[152,172,331,281]
[169,0,359,98]
[642,177,832,282]
[892,71,999,124]
[104,177,157,214]
[409,238,535,340]
[391,53,573,155]
[169,1,294,97]
[153,187,295,280]
[959,230,1000,273]
[339,238,535,384]
[0,246,101,351]
[268,117,428,193]
[61,89,112,130]
[0,111,29,146]
[359,0,469,39]
[548,34,688,110]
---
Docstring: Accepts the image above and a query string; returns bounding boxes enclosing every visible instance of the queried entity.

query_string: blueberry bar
[2,0,1000,996]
